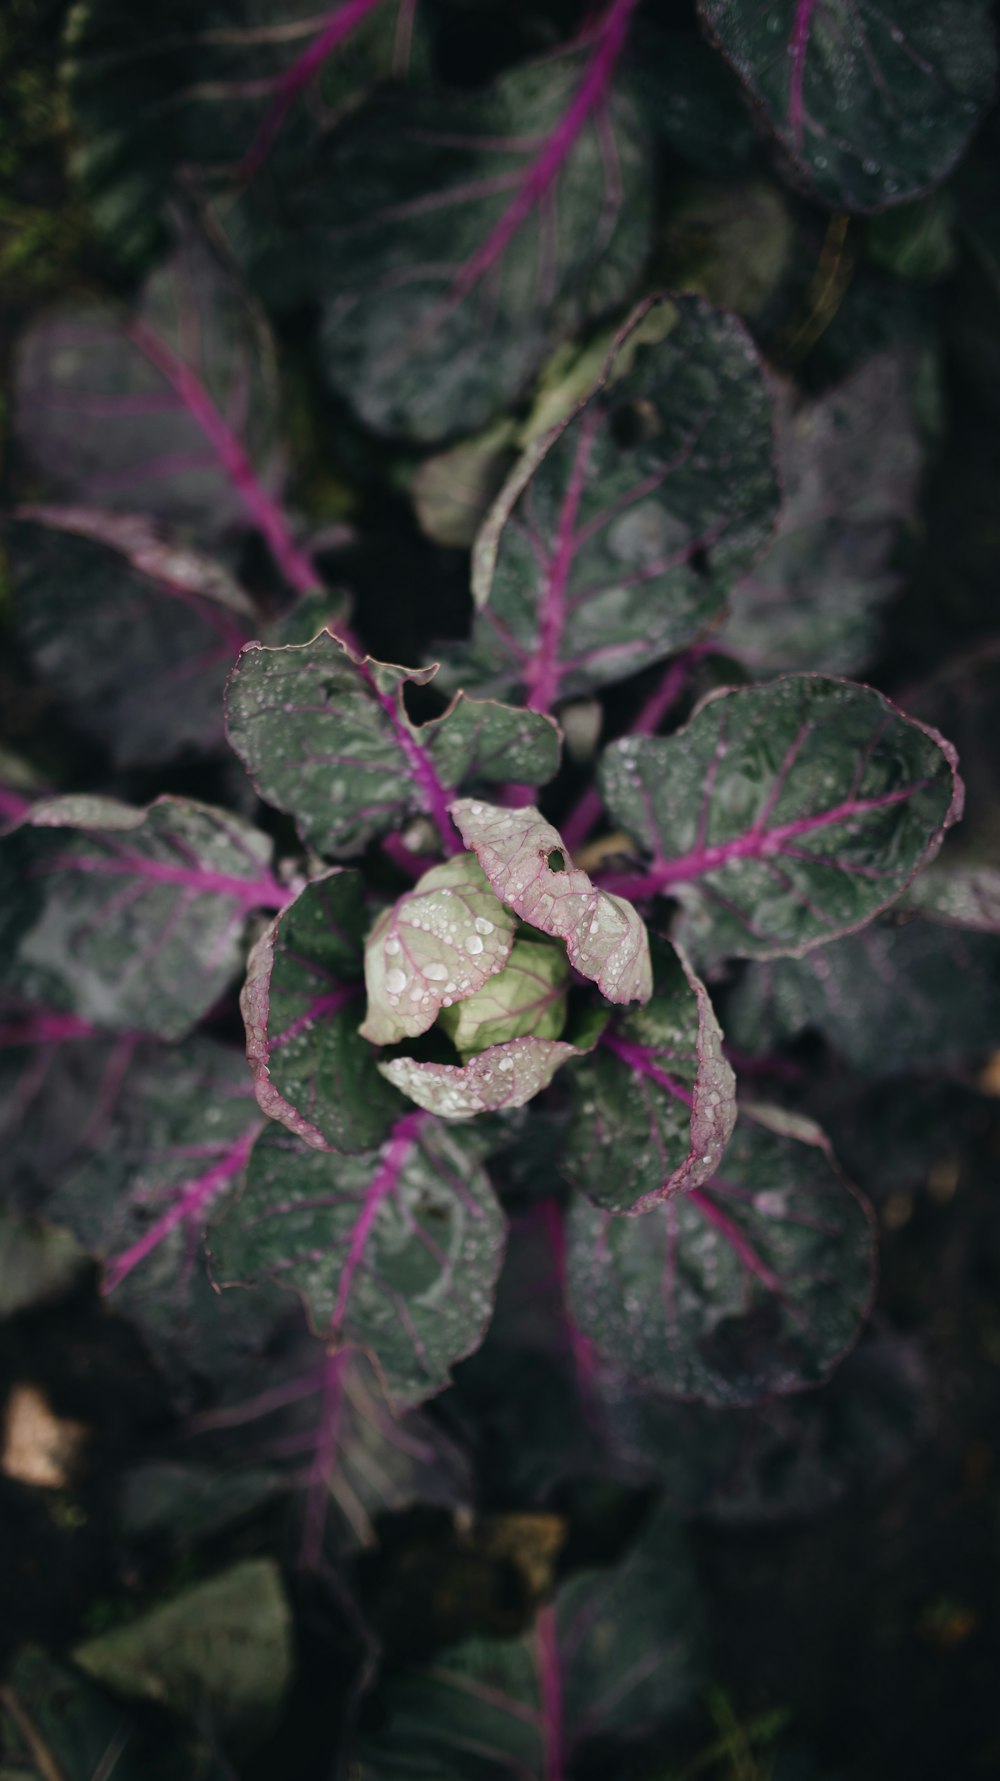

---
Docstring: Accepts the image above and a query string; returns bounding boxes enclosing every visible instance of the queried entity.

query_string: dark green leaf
[212,1112,506,1408]
[0,795,283,1040]
[45,1038,287,1401]
[8,510,254,765]
[225,632,561,859]
[0,1648,229,1781]
[566,1109,874,1406]
[899,859,1000,929]
[720,354,923,676]
[699,0,996,212]
[305,40,651,440]
[13,226,284,541]
[242,868,403,1152]
[64,0,427,267]
[728,914,1000,1074]
[624,23,755,174]
[562,938,736,1212]
[351,1503,704,1778]
[598,676,962,962]
[450,295,780,707]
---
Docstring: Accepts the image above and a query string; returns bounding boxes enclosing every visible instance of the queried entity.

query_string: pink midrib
[364,665,461,854]
[44,848,289,911]
[600,781,929,900]
[102,1122,261,1293]
[601,1030,694,1107]
[788,0,817,149]
[125,318,323,602]
[451,0,641,303]
[331,1111,425,1333]
[239,0,393,181]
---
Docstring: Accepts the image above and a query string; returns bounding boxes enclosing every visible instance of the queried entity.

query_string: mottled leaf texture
[598,676,962,962]
[351,1503,703,1778]
[699,0,996,212]
[8,510,254,765]
[74,1561,292,1748]
[13,224,283,540]
[563,938,736,1212]
[380,1033,593,1119]
[452,295,780,707]
[45,1040,291,1402]
[307,31,653,440]
[242,869,404,1153]
[440,938,570,1056]
[64,0,426,267]
[567,1110,874,1406]
[900,860,1000,930]
[225,631,561,859]
[0,1648,230,1781]
[721,354,922,676]
[360,855,517,1047]
[451,800,652,1003]
[212,1113,506,1408]
[598,1329,928,1523]
[0,796,283,1040]
[728,915,1000,1075]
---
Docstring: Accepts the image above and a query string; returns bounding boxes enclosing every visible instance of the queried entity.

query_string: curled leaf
[359,855,517,1047]
[450,799,652,1004]
[378,1033,590,1120]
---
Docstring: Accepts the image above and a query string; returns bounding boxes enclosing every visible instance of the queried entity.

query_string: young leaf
[728,915,1000,1075]
[8,509,254,765]
[278,24,653,440]
[44,1039,289,1402]
[720,353,923,677]
[225,631,561,859]
[360,855,518,1047]
[350,1503,704,1778]
[64,0,426,267]
[211,1112,506,1409]
[562,938,736,1212]
[440,938,570,1056]
[450,294,780,709]
[566,1110,875,1406]
[242,869,404,1153]
[11,220,320,600]
[0,795,285,1040]
[379,1032,593,1119]
[598,676,962,961]
[698,0,997,212]
[450,799,653,1004]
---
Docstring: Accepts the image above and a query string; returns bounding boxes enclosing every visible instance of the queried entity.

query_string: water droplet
[384,937,401,957]
[474,917,495,935]
[465,934,484,954]
[384,968,407,995]
[424,961,449,982]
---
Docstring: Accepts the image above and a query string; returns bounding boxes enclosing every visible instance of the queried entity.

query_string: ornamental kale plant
[2,0,1000,1775]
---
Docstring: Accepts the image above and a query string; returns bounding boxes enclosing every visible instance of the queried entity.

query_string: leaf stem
[102,1122,262,1294]
[536,1602,565,1781]
[239,0,393,181]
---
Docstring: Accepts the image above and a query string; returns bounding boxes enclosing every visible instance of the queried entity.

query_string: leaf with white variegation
[562,938,736,1212]
[566,1108,874,1406]
[211,1113,506,1408]
[360,855,517,1047]
[242,869,403,1153]
[449,294,780,708]
[450,799,652,1003]
[379,1027,601,1120]
[0,796,285,1040]
[225,632,561,859]
[598,676,962,961]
